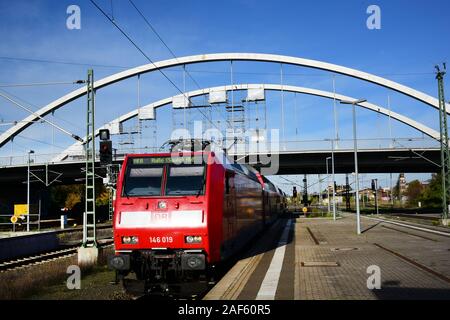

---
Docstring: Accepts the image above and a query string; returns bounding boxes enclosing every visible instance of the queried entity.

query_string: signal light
[99,129,110,141]
[185,235,202,244]
[99,140,112,165]
[122,236,138,244]
[158,201,167,209]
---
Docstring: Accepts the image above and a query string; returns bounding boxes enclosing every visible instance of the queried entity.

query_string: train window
[225,170,235,194]
[165,165,206,196]
[123,166,163,197]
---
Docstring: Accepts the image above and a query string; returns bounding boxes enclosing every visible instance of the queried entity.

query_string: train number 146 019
[149,236,173,244]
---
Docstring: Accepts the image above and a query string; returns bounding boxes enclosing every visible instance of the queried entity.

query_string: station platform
[205,213,450,300]
[0,223,112,262]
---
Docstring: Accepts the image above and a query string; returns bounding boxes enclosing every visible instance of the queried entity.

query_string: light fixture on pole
[27,150,34,232]
[331,139,336,221]
[340,99,366,234]
[325,139,337,221]
[326,157,331,214]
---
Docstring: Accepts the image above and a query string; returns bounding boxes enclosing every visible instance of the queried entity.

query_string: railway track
[0,222,112,233]
[361,215,450,238]
[0,239,114,273]
[386,213,440,221]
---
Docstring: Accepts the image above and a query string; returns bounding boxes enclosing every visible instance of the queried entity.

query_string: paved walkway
[205,214,450,300]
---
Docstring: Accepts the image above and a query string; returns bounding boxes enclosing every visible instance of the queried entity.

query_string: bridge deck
[0,149,441,186]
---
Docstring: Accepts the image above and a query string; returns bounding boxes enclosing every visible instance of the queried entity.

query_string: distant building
[399,173,407,195]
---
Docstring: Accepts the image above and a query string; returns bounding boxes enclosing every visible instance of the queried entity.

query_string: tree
[392,179,400,200]
[65,192,81,210]
[49,183,109,216]
[96,189,110,206]
[419,173,442,208]
[406,180,423,206]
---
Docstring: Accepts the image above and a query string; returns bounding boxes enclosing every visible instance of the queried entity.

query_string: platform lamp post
[326,157,331,214]
[340,99,367,235]
[325,138,337,221]
[331,139,336,221]
[27,150,34,232]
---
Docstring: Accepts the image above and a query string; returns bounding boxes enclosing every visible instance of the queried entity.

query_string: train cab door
[224,170,237,243]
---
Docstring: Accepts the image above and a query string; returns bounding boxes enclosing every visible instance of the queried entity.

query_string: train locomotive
[109,142,285,293]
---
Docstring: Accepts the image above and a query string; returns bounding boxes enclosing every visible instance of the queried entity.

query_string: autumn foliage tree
[406,180,423,207]
[49,184,109,216]
[418,173,442,209]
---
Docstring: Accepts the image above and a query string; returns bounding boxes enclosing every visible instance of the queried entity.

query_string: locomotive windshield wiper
[123,187,130,199]
[196,178,206,198]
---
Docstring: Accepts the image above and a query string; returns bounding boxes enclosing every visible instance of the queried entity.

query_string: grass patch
[304,211,338,218]
[27,265,130,300]
[0,255,78,299]
[0,245,116,300]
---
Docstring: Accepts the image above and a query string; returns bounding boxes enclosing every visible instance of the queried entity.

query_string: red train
[109,145,285,293]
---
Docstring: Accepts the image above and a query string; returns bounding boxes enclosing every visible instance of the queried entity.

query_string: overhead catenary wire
[0,120,46,126]
[0,81,85,88]
[0,91,83,143]
[89,0,184,95]
[90,0,222,132]
[0,56,437,78]
[14,134,67,150]
[0,56,436,77]
[110,0,115,21]
[0,88,84,132]
[127,0,178,62]
[127,0,230,128]
[0,56,129,69]
[0,128,66,150]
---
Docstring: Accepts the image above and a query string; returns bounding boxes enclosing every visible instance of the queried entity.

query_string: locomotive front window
[123,166,163,197]
[165,165,206,196]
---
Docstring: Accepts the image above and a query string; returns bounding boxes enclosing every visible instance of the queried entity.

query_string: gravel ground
[28,266,133,300]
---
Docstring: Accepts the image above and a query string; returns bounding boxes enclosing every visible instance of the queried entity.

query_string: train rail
[361,214,450,237]
[395,213,439,220]
[0,222,112,234]
[0,239,114,273]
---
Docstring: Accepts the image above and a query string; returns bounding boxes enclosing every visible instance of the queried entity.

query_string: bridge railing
[0,147,161,167]
[275,137,439,153]
[0,137,439,167]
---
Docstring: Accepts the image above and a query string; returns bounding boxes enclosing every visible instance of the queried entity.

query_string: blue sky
[0,0,449,193]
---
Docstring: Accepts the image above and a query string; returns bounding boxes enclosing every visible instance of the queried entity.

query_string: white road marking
[256,219,292,300]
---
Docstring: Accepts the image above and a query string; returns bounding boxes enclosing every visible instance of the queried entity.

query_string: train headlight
[122,236,139,244]
[108,254,130,271]
[185,235,202,244]
[111,256,125,269]
[186,256,202,268]
[158,201,167,209]
[181,254,205,270]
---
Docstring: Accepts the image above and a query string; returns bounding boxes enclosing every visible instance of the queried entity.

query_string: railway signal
[372,179,379,215]
[99,140,113,165]
[302,175,308,206]
[99,129,112,166]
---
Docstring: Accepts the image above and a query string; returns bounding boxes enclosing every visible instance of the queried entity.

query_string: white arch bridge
[0,53,444,179]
